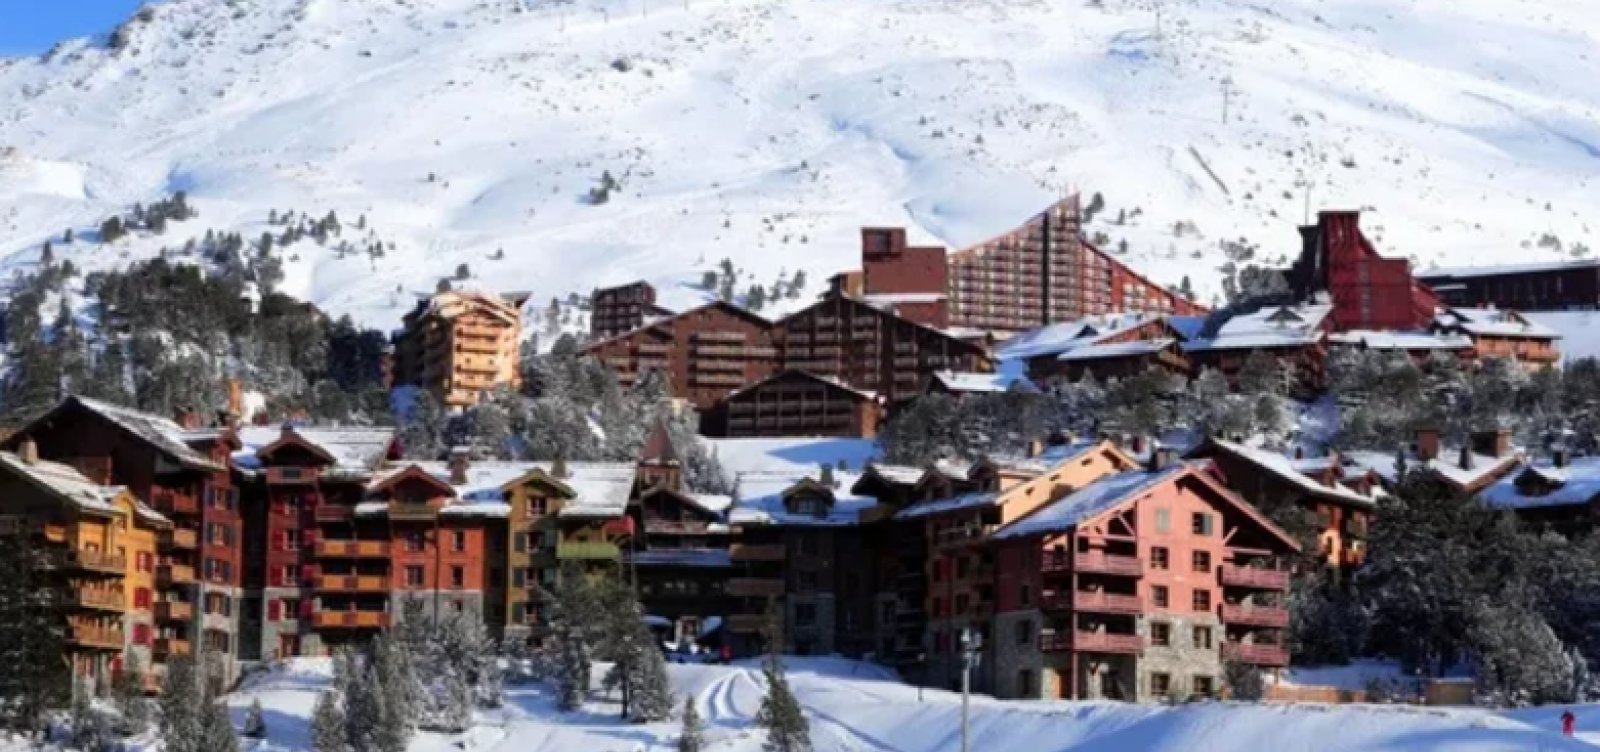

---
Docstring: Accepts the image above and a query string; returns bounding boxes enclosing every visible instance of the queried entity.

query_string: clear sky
[0,1,148,56]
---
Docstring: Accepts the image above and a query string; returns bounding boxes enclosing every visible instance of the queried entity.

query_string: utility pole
[960,627,983,752]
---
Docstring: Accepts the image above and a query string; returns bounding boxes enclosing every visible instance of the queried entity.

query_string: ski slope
[194,656,1598,752]
[1,0,1596,328]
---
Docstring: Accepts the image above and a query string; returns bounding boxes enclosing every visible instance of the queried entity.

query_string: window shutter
[268,600,282,620]
[272,530,285,551]
[299,599,314,619]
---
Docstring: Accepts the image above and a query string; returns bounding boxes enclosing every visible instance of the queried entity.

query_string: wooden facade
[583,301,779,411]
[392,290,529,409]
[591,281,672,341]
[710,370,882,439]
[1418,260,1600,312]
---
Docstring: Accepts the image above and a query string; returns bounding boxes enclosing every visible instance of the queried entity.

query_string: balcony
[313,610,390,629]
[157,564,196,586]
[729,544,786,562]
[1040,631,1144,654]
[314,505,354,522]
[73,587,126,612]
[388,502,437,521]
[153,637,192,659]
[1221,603,1290,628]
[316,574,389,592]
[1219,566,1290,591]
[1074,553,1144,577]
[1046,590,1142,615]
[67,549,127,575]
[1223,642,1290,667]
[727,578,785,597]
[315,539,390,558]
[155,601,194,623]
[155,493,199,515]
[556,541,620,560]
[69,625,125,650]
[160,528,198,550]
[727,614,766,633]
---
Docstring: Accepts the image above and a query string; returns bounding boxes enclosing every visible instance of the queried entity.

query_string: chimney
[175,408,202,431]
[1458,445,1474,471]
[1493,428,1511,459]
[1294,446,1305,460]
[1554,447,1570,469]
[18,436,38,465]
[819,462,836,489]
[1026,438,1045,459]
[1131,435,1147,455]
[1147,446,1179,473]
[1415,428,1440,463]
[448,447,470,486]
[551,455,570,480]
[227,378,243,421]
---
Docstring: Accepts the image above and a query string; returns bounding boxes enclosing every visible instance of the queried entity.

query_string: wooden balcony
[1040,631,1143,654]
[312,610,390,629]
[1223,642,1290,667]
[1074,553,1144,577]
[727,578,784,597]
[729,544,786,562]
[155,601,194,623]
[153,637,192,659]
[388,502,437,521]
[556,541,620,560]
[1221,603,1290,628]
[157,564,196,586]
[727,614,766,633]
[160,528,198,550]
[314,505,353,522]
[69,625,125,650]
[316,574,389,592]
[1040,590,1142,615]
[155,492,199,515]
[67,549,127,575]
[315,539,390,558]
[73,587,126,612]
[1219,566,1290,590]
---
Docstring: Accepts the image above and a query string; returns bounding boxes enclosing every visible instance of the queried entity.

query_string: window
[134,587,152,608]
[450,566,465,589]
[797,534,820,556]
[512,602,527,623]
[133,624,152,646]
[1151,547,1170,570]
[406,565,425,587]
[1019,584,1032,608]
[1014,619,1033,646]
[1192,551,1212,573]
[527,497,548,516]
[1192,626,1213,649]
[1155,508,1170,533]
[452,530,466,552]
[1151,585,1169,609]
[955,594,970,615]
[406,531,425,552]
[932,597,944,618]
[1192,512,1214,536]
[795,604,816,626]
[1151,622,1171,647]
[1193,676,1215,697]
[1017,669,1035,697]
[797,571,819,592]
[956,557,970,579]
[282,529,299,551]
[514,533,527,554]
[1192,589,1211,612]
[1150,672,1171,696]
[138,552,154,572]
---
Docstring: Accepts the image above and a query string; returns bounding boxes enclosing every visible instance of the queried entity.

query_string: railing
[1223,642,1290,666]
[315,540,390,558]
[312,610,390,629]
[314,505,353,522]
[160,528,198,550]
[388,502,437,520]
[316,574,389,592]
[74,587,126,611]
[727,578,785,597]
[157,564,196,586]
[156,601,194,622]
[156,493,199,515]
[70,625,125,649]
[68,549,127,574]
[727,614,765,633]
[1061,591,1144,615]
[153,637,192,658]
[1074,553,1144,577]
[1221,603,1290,628]
[1219,566,1290,590]
[556,541,620,560]
[729,544,786,562]
[1040,631,1144,654]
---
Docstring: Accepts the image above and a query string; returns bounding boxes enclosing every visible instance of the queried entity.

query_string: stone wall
[991,610,1045,699]
[1135,612,1222,701]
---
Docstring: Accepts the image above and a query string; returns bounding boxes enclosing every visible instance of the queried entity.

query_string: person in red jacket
[1563,710,1577,737]
[720,644,733,665]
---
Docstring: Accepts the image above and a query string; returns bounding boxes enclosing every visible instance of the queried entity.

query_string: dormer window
[791,495,827,518]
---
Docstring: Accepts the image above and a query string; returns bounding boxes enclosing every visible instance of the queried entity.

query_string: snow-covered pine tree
[242,697,267,739]
[0,530,69,738]
[677,696,705,752]
[546,564,603,711]
[160,655,203,752]
[70,680,114,752]
[113,650,152,735]
[197,698,241,752]
[369,635,419,751]
[342,660,387,752]
[755,599,810,752]
[1469,598,1576,706]
[311,690,346,752]
[599,579,672,722]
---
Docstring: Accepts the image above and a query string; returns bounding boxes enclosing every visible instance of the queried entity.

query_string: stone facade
[991,609,1046,699]
[1135,612,1223,701]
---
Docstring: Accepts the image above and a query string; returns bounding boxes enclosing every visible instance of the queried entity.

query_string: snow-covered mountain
[1,0,1596,329]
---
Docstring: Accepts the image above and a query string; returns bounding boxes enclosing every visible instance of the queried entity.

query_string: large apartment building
[392,290,530,410]
[591,281,674,340]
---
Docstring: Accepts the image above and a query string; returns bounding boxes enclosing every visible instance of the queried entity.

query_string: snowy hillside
[1,0,1596,328]
[180,656,1596,751]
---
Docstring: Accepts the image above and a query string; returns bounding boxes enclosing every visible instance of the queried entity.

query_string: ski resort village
[1,0,1600,749]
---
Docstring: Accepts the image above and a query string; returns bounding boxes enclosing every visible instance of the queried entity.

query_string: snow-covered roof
[1526,312,1600,362]
[992,465,1186,539]
[542,463,638,518]
[0,450,131,517]
[1198,439,1378,507]
[929,370,1038,394]
[1344,447,1519,491]
[1056,338,1175,361]
[1434,308,1559,339]
[893,490,999,520]
[987,440,1108,476]
[725,370,877,402]
[859,292,947,306]
[860,463,925,485]
[625,549,734,568]
[361,460,636,518]
[728,469,876,526]
[68,396,226,472]
[234,425,396,477]
[703,437,880,478]
[688,493,734,514]
[996,314,1158,361]
[1329,330,1474,351]
[1186,304,1331,352]
[1420,259,1600,279]
[1480,457,1600,510]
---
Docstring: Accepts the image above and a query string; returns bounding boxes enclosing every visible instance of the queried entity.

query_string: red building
[1286,211,1439,332]
[858,227,951,328]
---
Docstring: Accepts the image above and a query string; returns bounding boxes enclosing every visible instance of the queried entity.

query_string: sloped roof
[1185,304,1332,352]
[46,396,226,472]
[1435,308,1559,339]
[1057,338,1176,362]
[728,468,875,526]
[1190,439,1378,508]
[992,466,1184,539]
[1344,447,1520,492]
[235,425,396,477]
[1329,330,1475,351]
[1419,259,1600,279]
[996,314,1156,361]
[0,450,169,526]
[1481,457,1600,510]
[929,371,1038,394]
[725,370,878,402]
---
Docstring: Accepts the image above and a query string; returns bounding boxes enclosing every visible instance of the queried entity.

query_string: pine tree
[197,698,241,752]
[160,655,202,752]
[755,599,810,751]
[599,579,672,722]
[677,696,705,752]
[311,690,346,752]
[368,635,418,751]
[113,650,152,735]
[547,565,602,712]
[242,697,267,738]
[71,680,115,752]
[0,532,68,738]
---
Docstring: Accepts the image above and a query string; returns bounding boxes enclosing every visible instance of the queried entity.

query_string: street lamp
[960,628,983,752]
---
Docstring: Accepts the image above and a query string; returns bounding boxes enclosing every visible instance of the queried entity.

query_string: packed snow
[1,0,1596,328]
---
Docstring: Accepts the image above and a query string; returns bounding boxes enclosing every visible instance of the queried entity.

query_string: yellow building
[0,441,171,690]
[393,290,530,409]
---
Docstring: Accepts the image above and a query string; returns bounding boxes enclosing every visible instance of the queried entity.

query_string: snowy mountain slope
[1,0,1595,329]
[192,656,1597,752]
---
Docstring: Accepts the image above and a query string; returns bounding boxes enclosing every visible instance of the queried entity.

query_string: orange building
[392,290,531,410]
